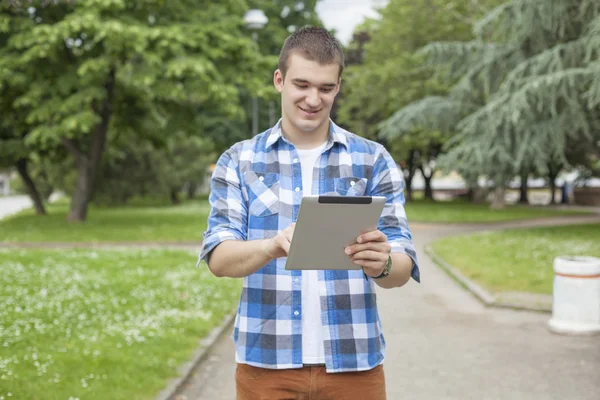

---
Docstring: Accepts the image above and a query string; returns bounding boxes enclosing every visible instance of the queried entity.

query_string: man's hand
[345,230,391,278]
[261,223,296,260]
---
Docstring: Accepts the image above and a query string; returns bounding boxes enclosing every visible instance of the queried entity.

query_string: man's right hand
[261,223,296,260]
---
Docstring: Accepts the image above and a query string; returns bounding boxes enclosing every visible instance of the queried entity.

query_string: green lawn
[405,199,588,223]
[0,249,240,400]
[431,224,600,294]
[0,197,592,244]
[0,199,210,243]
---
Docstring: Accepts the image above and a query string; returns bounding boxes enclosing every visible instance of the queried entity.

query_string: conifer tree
[380,0,600,207]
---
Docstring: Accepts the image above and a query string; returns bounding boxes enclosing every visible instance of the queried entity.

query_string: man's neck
[281,118,330,150]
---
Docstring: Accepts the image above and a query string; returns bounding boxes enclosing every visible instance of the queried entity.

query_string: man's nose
[305,89,321,108]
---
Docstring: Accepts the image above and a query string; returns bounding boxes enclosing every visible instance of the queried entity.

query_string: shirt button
[295,187,300,192]
[294,278,299,283]
[293,158,299,163]
[259,176,264,182]
[294,311,300,316]
[350,181,356,186]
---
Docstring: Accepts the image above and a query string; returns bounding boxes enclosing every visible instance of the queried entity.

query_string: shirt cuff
[390,240,420,283]
[197,230,244,268]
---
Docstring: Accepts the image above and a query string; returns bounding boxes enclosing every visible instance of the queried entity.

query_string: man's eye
[295,85,308,89]
[321,88,333,93]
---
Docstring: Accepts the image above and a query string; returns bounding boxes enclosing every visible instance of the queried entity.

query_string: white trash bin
[548,256,600,335]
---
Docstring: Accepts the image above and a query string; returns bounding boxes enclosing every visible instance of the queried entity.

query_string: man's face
[274,53,341,135]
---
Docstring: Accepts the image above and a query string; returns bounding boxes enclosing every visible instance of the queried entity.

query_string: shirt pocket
[334,177,368,196]
[244,171,280,217]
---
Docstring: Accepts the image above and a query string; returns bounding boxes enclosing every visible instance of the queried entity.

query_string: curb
[425,245,552,314]
[155,313,236,400]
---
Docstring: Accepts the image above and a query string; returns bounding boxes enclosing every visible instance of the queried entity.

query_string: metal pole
[252,31,259,136]
[252,96,259,136]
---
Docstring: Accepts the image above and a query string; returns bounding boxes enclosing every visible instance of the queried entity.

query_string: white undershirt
[297,142,328,364]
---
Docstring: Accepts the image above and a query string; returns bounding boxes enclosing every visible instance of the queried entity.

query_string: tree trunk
[418,165,434,201]
[470,187,488,204]
[519,170,529,204]
[15,158,46,215]
[549,178,558,204]
[187,182,197,200]
[170,189,181,205]
[66,69,116,222]
[547,167,560,205]
[69,159,92,222]
[405,173,414,202]
[403,149,418,203]
[490,185,506,209]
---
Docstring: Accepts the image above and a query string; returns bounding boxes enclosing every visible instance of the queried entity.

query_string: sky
[316,0,388,45]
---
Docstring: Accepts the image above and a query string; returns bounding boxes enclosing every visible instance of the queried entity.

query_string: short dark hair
[278,26,345,79]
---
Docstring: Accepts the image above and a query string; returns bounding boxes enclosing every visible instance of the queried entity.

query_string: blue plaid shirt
[198,120,419,373]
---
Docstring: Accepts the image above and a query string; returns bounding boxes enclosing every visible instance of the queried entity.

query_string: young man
[198,26,419,399]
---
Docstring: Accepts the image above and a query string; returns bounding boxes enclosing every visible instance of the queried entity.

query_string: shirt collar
[266,119,349,150]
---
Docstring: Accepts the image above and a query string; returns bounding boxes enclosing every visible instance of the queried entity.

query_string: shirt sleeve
[369,147,420,283]
[196,146,248,268]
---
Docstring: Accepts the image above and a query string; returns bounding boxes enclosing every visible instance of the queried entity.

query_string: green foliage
[2,0,270,142]
[93,131,215,205]
[0,0,273,219]
[7,152,74,198]
[383,0,600,184]
[338,0,498,199]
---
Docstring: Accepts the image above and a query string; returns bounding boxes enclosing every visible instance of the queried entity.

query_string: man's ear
[274,69,284,93]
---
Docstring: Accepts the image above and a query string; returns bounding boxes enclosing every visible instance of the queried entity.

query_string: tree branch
[62,137,87,163]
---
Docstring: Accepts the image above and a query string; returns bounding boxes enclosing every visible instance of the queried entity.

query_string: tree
[381,0,600,208]
[338,0,494,200]
[0,0,270,221]
[93,130,215,205]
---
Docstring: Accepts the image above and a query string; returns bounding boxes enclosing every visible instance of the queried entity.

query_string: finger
[357,230,387,244]
[353,259,383,270]
[351,250,387,262]
[285,229,294,242]
[279,236,291,254]
[346,242,391,256]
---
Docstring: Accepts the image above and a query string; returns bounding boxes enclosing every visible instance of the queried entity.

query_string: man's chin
[296,119,324,132]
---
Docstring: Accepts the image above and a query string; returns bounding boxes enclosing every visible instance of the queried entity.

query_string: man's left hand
[345,230,391,278]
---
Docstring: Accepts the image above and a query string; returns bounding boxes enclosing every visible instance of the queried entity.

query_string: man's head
[274,26,345,139]
[278,26,345,80]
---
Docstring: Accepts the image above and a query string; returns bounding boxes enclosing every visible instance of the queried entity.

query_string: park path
[172,215,600,400]
[0,195,33,219]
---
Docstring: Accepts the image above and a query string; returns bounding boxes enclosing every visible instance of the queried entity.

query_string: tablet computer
[284,195,386,270]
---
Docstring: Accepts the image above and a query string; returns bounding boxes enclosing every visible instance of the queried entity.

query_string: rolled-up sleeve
[197,147,248,267]
[369,148,420,283]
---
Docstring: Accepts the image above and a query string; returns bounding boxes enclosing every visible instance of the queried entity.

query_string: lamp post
[243,9,268,136]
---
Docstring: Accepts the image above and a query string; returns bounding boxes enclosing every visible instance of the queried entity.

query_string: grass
[404,199,589,223]
[0,197,592,243]
[0,249,241,400]
[431,224,600,294]
[0,198,211,243]
[0,199,585,243]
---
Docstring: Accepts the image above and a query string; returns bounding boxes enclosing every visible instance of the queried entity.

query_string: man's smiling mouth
[299,106,322,114]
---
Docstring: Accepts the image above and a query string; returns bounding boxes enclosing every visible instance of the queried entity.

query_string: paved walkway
[0,195,33,219]
[172,217,600,400]
[0,193,63,219]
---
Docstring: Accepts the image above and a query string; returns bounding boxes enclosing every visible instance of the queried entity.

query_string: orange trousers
[235,363,386,400]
